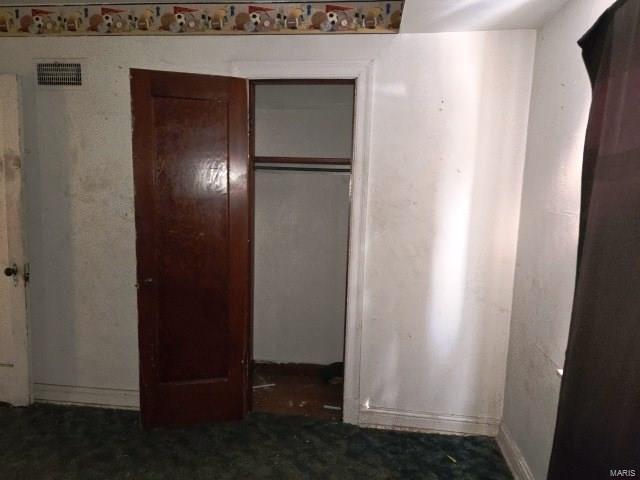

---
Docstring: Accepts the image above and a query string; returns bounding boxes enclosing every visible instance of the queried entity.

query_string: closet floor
[252,363,343,421]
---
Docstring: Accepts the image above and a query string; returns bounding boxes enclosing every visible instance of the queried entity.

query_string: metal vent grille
[37,62,82,86]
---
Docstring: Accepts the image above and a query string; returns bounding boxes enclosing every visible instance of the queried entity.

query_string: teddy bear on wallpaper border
[201,8,227,30]
[311,5,356,32]
[63,11,83,32]
[89,8,133,33]
[0,9,15,32]
[21,11,62,34]
[134,9,155,31]
[284,7,305,30]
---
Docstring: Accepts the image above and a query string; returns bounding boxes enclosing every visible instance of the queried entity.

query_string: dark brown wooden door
[130,69,250,427]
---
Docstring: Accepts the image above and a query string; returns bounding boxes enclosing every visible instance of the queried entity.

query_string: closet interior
[251,80,355,420]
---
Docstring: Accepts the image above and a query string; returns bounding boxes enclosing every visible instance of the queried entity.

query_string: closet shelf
[254,156,351,166]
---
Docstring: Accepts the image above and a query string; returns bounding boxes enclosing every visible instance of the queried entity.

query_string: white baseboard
[30,384,506,443]
[497,424,535,480]
[359,406,500,436]
[33,383,140,410]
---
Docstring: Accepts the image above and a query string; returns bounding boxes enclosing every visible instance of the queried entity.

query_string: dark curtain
[548,1,640,478]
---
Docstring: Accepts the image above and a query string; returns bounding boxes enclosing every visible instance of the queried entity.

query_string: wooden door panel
[131,69,249,427]
[153,97,230,384]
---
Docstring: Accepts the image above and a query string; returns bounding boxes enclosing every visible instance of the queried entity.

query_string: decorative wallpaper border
[0,2,403,36]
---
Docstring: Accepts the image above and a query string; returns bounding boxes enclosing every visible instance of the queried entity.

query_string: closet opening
[250,79,355,421]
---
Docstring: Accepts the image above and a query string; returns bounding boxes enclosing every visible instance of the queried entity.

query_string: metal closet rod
[253,156,352,173]
[253,155,352,172]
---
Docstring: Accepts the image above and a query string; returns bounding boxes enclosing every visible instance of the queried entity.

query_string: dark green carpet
[0,403,512,479]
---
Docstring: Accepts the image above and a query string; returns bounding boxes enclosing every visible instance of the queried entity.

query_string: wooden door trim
[227,76,251,417]
[232,60,374,426]
[251,79,356,86]
[0,74,31,407]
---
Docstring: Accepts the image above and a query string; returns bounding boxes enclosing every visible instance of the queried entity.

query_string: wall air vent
[36,62,82,87]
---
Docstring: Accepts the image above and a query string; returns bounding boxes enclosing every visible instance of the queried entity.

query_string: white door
[0,74,30,406]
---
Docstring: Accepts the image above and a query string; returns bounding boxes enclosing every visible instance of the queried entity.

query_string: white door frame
[0,74,30,406]
[231,60,374,425]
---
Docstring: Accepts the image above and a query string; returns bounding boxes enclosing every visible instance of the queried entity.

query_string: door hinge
[23,262,30,284]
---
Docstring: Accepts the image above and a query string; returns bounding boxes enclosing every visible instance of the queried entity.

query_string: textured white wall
[253,170,350,365]
[502,0,616,477]
[0,31,535,431]
[359,32,535,434]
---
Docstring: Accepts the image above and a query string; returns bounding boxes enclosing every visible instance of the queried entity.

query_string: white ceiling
[400,0,571,32]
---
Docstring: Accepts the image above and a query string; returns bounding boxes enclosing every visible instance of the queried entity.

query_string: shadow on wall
[26,77,79,389]
[25,62,140,392]
[500,0,601,474]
